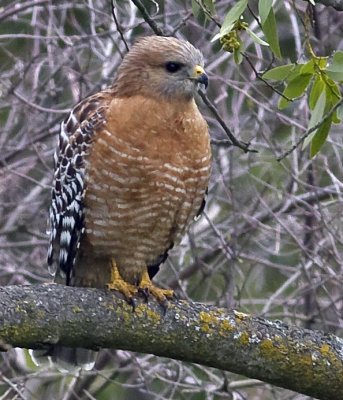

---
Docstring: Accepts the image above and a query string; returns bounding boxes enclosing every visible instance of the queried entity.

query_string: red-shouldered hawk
[48,35,211,304]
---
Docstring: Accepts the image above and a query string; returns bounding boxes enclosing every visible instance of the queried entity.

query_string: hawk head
[113,36,208,101]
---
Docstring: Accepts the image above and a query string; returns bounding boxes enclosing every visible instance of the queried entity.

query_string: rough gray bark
[0,284,342,399]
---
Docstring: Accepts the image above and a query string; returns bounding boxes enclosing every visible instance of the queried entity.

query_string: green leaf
[333,50,343,60]
[300,59,315,75]
[245,28,269,46]
[331,50,343,66]
[302,90,326,150]
[192,0,216,23]
[278,74,312,110]
[278,98,289,110]
[192,0,201,19]
[220,0,248,36]
[316,57,328,70]
[309,76,325,110]
[332,110,340,124]
[278,97,289,110]
[285,64,303,81]
[262,64,295,80]
[325,78,341,108]
[324,79,342,123]
[211,32,222,42]
[310,117,332,157]
[337,104,343,121]
[232,38,244,64]
[234,48,243,64]
[259,0,273,25]
[211,0,249,44]
[326,70,343,81]
[326,51,343,81]
[308,90,327,130]
[261,6,281,58]
[202,0,216,15]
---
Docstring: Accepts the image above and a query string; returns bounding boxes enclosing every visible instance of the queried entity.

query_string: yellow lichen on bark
[219,319,235,336]
[199,311,217,334]
[319,343,342,369]
[239,331,250,346]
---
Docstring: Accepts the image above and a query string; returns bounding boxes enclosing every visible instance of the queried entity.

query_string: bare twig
[12,90,70,114]
[111,1,130,52]
[170,12,193,35]
[130,0,164,36]
[198,91,257,153]
[0,0,50,22]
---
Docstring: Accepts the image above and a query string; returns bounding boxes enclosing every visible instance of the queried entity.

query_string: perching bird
[48,35,211,306]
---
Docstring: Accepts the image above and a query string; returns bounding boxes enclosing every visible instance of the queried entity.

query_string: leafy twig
[277,97,343,161]
[243,53,293,101]
[192,0,221,28]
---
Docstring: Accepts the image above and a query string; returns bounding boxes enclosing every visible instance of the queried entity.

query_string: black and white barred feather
[47,91,112,284]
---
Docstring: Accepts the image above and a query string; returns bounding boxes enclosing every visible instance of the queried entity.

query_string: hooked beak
[191,65,208,89]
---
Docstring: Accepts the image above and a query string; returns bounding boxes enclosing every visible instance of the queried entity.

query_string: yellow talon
[107,260,174,305]
[106,259,137,300]
[139,269,174,303]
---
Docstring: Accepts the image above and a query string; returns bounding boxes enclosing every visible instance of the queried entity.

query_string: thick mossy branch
[0,285,342,399]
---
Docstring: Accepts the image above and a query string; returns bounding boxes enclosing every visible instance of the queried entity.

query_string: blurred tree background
[0,0,343,399]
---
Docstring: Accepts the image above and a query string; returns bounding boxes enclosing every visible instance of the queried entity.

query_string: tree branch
[198,91,257,153]
[130,0,165,35]
[0,284,342,399]
[312,0,343,11]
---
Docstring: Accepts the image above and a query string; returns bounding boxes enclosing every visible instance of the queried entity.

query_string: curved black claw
[137,287,173,315]
[138,287,150,302]
[128,296,137,312]
[160,298,169,316]
[171,291,178,300]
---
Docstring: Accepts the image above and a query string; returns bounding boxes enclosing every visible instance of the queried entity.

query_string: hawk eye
[165,62,183,73]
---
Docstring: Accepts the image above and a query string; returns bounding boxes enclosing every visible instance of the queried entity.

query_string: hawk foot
[107,260,137,302]
[107,261,174,310]
[139,269,174,304]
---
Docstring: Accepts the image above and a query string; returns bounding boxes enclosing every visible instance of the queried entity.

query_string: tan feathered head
[113,36,208,101]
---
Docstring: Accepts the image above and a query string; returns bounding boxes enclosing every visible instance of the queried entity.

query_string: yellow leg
[139,268,174,303]
[107,259,137,300]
